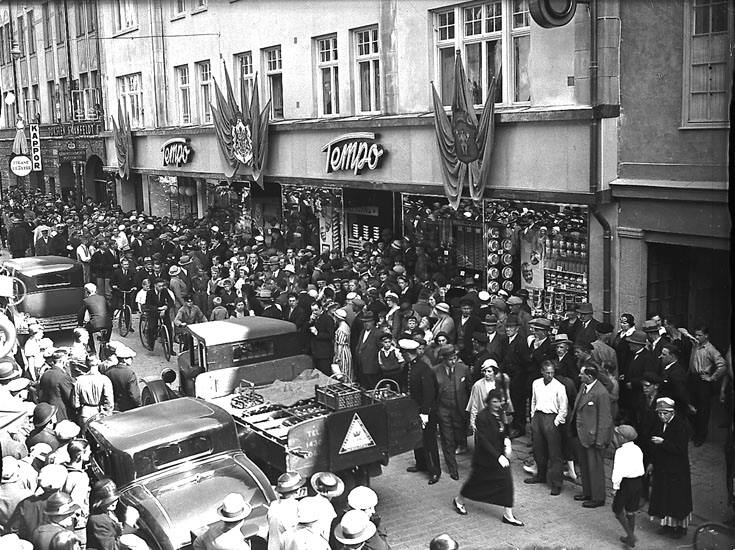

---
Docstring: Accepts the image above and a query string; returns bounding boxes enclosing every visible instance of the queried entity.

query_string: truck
[86,397,277,550]
[143,317,423,487]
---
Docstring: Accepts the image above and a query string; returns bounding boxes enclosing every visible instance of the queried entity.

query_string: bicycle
[140,308,174,361]
[116,289,136,337]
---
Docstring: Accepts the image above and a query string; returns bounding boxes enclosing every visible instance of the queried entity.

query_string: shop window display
[404,194,588,321]
[281,185,344,253]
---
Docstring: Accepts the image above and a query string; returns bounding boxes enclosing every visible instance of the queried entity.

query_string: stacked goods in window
[485,224,519,295]
[543,229,588,314]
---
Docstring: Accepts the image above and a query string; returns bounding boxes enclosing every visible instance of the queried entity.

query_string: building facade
[0,0,109,204]
[97,0,627,325]
[612,0,732,347]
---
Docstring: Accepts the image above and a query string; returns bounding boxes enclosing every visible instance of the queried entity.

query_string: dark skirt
[460,463,514,508]
[612,476,642,514]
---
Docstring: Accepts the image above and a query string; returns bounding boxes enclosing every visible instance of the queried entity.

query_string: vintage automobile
[142,317,423,487]
[0,255,84,334]
[86,397,277,550]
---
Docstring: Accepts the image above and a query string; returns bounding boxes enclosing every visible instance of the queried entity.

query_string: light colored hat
[275,471,305,494]
[36,464,68,494]
[55,420,81,441]
[216,493,252,523]
[398,338,419,351]
[481,358,499,372]
[334,510,377,545]
[334,308,348,321]
[1,457,20,483]
[478,290,491,302]
[5,377,31,393]
[29,442,53,463]
[347,486,378,511]
[346,292,358,301]
[507,296,523,306]
[435,302,450,314]
[655,397,675,411]
[0,533,33,550]
[168,265,181,276]
[530,317,551,329]
[114,344,137,359]
[310,471,345,498]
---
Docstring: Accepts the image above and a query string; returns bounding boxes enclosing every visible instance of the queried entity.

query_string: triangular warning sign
[339,413,376,454]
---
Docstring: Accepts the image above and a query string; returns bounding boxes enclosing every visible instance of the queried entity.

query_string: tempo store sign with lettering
[161,138,194,167]
[29,123,42,171]
[322,132,385,175]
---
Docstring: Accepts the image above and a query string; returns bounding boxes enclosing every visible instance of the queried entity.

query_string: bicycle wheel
[139,315,152,351]
[119,306,131,337]
[159,324,171,362]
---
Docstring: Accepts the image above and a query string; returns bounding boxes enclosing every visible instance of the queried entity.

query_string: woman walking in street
[333,308,353,382]
[452,389,524,526]
[647,397,693,539]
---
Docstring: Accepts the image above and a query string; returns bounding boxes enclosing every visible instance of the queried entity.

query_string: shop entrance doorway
[59,161,76,203]
[343,188,400,249]
[647,243,731,349]
[251,181,282,238]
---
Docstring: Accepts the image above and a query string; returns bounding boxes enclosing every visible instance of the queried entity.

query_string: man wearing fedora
[285,496,330,550]
[621,330,658,421]
[310,302,336,377]
[0,457,33,529]
[267,472,304,550]
[30,491,82,549]
[434,345,471,477]
[354,311,381,389]
[168,265,189,312]
[260,289,284,320]
[528,317,555,380]
[483,314,508,366]
[574,303,599,347]
[455,298,483,365]
[310,471,345,540]
[193,493,255,550]
[104,345,141,412]
[7,464,68,541]
[38,350,74,423]
[503,315,532,439]
[553,334,578,383]
[333,510,378,550]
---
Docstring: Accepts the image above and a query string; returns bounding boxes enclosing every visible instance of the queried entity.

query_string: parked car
[0,255,84,334]
[85,397,277,550]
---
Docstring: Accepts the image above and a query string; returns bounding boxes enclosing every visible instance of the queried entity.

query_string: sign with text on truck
[141,317,422,486]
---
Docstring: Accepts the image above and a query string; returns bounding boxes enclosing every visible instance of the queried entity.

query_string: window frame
[171,0,187,20]
[195,60,213,124]
[55,0,65,44]
[263,45,284,119]
[17,15,25,57]
[315,34,340,117]
[75,2,87,37]
[433,0,532,108]
[175,64,192,125]
[680,0,733,128]
[117,72,143,128]
[42,2,52,48]
[27,10,36,55]
[353,25,381,114]
[113,0,138,35]
[192,0,208,14]
[236,50,254,106]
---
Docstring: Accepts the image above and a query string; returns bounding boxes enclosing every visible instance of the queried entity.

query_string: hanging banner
[430,52,499,209]
[29,123,42,171]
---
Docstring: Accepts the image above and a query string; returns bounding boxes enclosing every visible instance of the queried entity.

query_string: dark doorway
[85,155,107,204]
[59,162,75,203]
[131,173,144,213]
[647,243,731,350]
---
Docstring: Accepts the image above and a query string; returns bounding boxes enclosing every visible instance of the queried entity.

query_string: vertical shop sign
[29,124,42,171]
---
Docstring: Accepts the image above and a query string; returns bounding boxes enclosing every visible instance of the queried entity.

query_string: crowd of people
[1,188,733,549]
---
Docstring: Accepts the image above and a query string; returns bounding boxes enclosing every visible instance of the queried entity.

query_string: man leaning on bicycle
[110,258,137,314]
[144,278,175,349]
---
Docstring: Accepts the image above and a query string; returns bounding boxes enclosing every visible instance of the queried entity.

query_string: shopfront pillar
[617,226,647,324]
[196,179,206,218]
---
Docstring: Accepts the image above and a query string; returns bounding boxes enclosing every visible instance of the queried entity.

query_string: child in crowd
[611,424,645,548]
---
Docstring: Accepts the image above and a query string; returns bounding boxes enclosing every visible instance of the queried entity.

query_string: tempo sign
[322,132,385,175]
[161,138,193,167]
[29,123,42,171]
[10,155,33,177]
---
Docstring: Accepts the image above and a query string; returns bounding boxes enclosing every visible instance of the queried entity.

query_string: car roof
[2,256,80,276]
[187,316,296,346]
[88,398,232,453]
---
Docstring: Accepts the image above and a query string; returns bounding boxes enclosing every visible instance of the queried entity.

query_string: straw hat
[310,471,345,498]
[216,493,252,523]
[334,510,377,545]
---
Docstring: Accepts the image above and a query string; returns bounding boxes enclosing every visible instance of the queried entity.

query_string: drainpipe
[587,0,612,324]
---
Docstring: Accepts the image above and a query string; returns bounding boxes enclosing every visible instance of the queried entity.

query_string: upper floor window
[55,0,65,44]
[16,16,25,56]
[236,51,254,105]
[42,2,52,48]
[196,60,212,124]
[434,0,530,107]
[114,0,137,33]
[172,0,187,17]
[117,72,143,128]
[27,11,36,55]
[175,64,192,124]
[354,26,380,113]
[193,0,207,10]
[682,0,733,126]
[264,46,283,118]
[316,35,339,116]
[76,2,87,36]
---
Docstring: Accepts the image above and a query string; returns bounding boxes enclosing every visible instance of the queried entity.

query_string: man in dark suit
[354,311,380,389]
[90,239,117,303]
[309,301,335,376]
[658,342,690,414]
[503,315,532,438]
[402,339,441,485]
[38,351,74,422]
[571,365,613,507]
[559,308,583,343]
[454,298,483,365]
[110,258,137,315]
[643,319,666,368]
[144,278,175,349]
[77,283,112,354]
[483,314,508,364]
[528,318,555,381]
[552,334,578,384]
[284,293,308,353]
[434,345,471,479]
[34,227,52,256]
[574,302,599,346]
[104,347,142,411]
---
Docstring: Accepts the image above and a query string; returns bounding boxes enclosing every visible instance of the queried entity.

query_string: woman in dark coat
[647,397,693,539]
[452,389,524,526]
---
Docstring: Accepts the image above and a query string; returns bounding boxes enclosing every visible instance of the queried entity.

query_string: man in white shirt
[525,360,568,495]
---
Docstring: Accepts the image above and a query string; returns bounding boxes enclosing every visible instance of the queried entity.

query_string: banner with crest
[430,52,499,210]
[112,102,134,181]
[211,64,271,188]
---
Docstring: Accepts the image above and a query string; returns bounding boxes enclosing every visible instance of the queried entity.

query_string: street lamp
[5,40,22,121]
